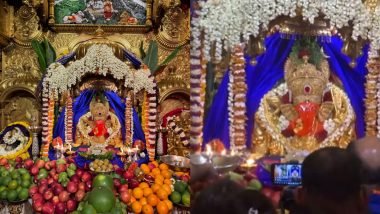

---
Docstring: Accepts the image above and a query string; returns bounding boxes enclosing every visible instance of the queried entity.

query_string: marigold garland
[65,93,73,144]
[228,44,247,150]
[41,92,55,157]
[147,82,157,160]
[125,96,133,147]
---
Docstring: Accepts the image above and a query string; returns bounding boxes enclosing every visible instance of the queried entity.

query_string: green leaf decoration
[159,45,182,67]
[143,41,158,73]
[44,39,56,66]
[31,39,47,73]
[139,41,146,59]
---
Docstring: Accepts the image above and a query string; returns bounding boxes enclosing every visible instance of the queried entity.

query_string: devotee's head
[192,178,276,214]
[347,137,380,185]
[191,178,243,214]
[297,147,368,214]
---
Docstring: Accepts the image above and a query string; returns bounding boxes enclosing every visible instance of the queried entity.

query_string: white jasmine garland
[198,0,374,60]
[278,115,290,131]
[323,119,336,134]
[45,45,155,95]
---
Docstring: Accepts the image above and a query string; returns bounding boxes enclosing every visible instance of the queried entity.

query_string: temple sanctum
[191,0,380,213]
[0,0,190,213]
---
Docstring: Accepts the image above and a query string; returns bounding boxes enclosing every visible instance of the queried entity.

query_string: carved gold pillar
[365,58,380,136]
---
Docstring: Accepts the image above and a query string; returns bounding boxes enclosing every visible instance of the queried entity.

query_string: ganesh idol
[253,46,355,156]
[74,95,122,148]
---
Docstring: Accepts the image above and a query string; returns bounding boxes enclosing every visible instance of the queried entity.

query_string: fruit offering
[170,180,190,207]
[28,158,93,214]
[90,159,114,172]
[0,158,33,202]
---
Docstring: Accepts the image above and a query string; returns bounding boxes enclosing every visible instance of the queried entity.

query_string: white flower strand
[45,45,155,95]
[198,0,374,60]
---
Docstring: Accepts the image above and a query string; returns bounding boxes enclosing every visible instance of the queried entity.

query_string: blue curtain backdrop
[49,89,148,163]
[203,33,368,149]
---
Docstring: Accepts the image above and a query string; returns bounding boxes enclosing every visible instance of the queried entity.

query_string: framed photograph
[47,0,152,32]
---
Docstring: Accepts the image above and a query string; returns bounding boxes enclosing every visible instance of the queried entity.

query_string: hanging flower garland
[190,4,206,148]
[147,82,157,161]
[228,44,247,150]
[64,93,73,144]
[41,90,55,157]
[166,116,189,146]
[125,96,133,147]
[45,45,155,95]
[198,0,373,60]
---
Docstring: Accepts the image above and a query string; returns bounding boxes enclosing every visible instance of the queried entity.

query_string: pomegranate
[123,171,134,180]
[70,174,80,183]
[24,159,34,169]
[53,184,64,196]
[118,184,129,193]
[78,182,86,191]
[120,191,131,204]
[35,159,45,169]
[75,168,84,177]
[33,199,44,212]
[52,196,60,206]
[38,184,48,194]
[30,166,39,176]
[81,171,92,182]
[28,186,38,197]
[85,180,92,191]
[113,178,121,188]
[56,164,67,173]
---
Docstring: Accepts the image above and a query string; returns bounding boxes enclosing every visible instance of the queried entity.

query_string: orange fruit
[155,178,164,185]
[162,184,172,195]
[151,184,161,193]
[164,179,172,185]
[139,182,150,189]
[142,204,154,214]
[147,194,159,206]
[161,170,172,179]
[152,168,161,176]
[157,201,169,214]
[157,189,168,200]
[163,199,173,210]
[159,163,169,171]
[143,188,153,197]
[156,174,165,181]
[130,196,137,204]
[140,164,150,174]
[132,201,143,213]
[133,187,144,199]
[140,197,148,206]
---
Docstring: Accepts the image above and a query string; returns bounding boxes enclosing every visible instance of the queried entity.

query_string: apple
[30,166,39,176]
[67,181,78,193]
[39,178,48,186]
[29,186,38,197]
[66,199,77,212]
[181,174,190,182]
[35,159,45,169]
[118,184,129,193]
[15,157,22,163]
[52,196,60,206]
[85,180,92,191]
[75,168,84,177]
[41,202,55,214]
[0,158,8,166]
[56,164,67,173]
[38,184,48,194]
[75,190,86,202]
[52,173,59,181]
[148,163,156,170]
[31,193,43,202]
[81,172,92,182]
[113,178,121,188]
[43,189,54,201]
[78,182,85,191]
[70,174,80,183]
[129,179,139,189]
[55,202,67,214]
[33,199,44,212]
[59,191,70,202]
[123,171,134,180]
[47,177,54,185]
[120,191,131,204]
[53,184,64,195]
[24,159,34,169]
